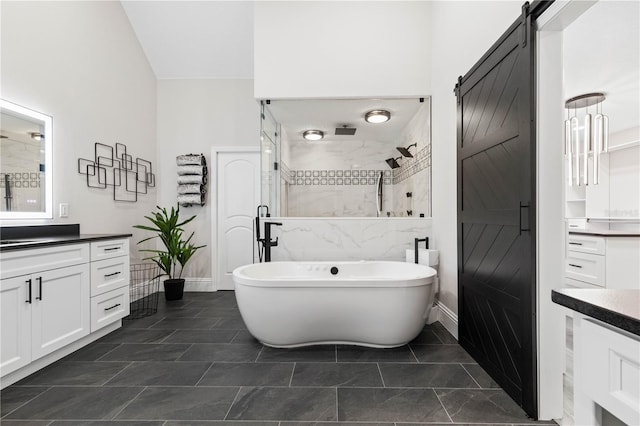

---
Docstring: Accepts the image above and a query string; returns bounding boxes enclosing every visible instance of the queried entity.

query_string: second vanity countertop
[0,234,132,252]
[552,288,640,336]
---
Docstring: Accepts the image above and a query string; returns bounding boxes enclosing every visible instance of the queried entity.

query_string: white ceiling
[120,1,254,79]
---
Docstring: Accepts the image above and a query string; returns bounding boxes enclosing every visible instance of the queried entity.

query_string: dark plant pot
[164,278,185,301]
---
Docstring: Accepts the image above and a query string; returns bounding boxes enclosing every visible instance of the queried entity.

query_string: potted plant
[134,205,205,300]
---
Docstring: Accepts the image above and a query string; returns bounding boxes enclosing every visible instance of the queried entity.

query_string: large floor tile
[105,361,211,386]
[462,363,500,388]
[51,422,164,425]
[198,362,294,386]
[337,345,417,363]
[435,388,537,424]
[151,317,220,330]
[0,386,49,417]
[163,329,238,344]
[5,387,142,420]
[99,343,191,361]
[99,328,175,344]
[166,422,277,426]
[16,361,129,386]
[410,328,444,345]
[179,343,262,362]
[230,330,261,344]
[121,314,165,329]
[197,307,243,318]
[0,421,51,426]
[210,317,248,329]
[379,363,478,388]
[226,387,336,421]
[257,346,336,362]
[337,388,449,422]
[430,322,459,344]
[62,343,119,361]
[282,423,393,426]
[291,362,383,387]
[115,386,239,420]
[411,344,475,363]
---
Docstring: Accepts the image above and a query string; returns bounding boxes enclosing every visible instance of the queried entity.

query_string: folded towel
[176,154,206,166]
[177,184,205,194]
[177,174,207,185]
[177,165,207,176]
[177,193,204,206]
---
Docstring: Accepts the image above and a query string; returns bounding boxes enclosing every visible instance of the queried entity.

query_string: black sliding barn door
[455,4,538,418]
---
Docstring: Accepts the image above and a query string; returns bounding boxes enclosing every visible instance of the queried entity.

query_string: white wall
[429,1,522,315]
[156,79,260,285]
[1,1,157,252]
[254,1,432,99]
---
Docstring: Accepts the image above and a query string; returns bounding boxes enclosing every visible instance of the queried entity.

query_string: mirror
[0,99,53,219]
[261,98,431,218]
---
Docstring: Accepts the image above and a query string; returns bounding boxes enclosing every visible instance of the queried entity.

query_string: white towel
[177,174,207,185]
[177,165,207,176]
[177,193,204,206]
[176,154,205,166]
[177,184,205,194]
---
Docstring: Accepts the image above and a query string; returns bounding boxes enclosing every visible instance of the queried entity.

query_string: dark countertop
[0,234,132,252]
[552,288,640,336]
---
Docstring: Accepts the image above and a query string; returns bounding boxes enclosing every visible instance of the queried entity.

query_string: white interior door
[215,149,260,290]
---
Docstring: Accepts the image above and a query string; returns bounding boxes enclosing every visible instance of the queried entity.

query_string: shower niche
[260,98,432,218]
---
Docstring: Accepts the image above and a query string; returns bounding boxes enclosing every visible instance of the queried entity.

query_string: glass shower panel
[260,102,280,216]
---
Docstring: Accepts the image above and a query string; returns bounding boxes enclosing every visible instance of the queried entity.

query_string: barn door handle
[519,202,530,235]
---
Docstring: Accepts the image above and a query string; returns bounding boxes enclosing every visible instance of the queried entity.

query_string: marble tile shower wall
[266,217,432,261]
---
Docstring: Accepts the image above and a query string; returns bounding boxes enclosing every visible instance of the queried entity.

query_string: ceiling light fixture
[303,130,324,141]
[365,110,391,124]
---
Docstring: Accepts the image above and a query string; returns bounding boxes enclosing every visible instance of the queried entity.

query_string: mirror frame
[0,99,53,220]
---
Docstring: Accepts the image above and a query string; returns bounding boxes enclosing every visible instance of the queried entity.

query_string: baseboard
[430,301,459,340]
[157,278,215,292]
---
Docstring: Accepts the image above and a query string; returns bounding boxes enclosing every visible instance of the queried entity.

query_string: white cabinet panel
[90,256,130,296]
[31,264,90,360]
[90,286,130,332]
[90,239,129,262]
[566,234,605,255]
[565,251,605,286]
[606,237,640,290]
[0,244,89,280]
[0,276,32,376]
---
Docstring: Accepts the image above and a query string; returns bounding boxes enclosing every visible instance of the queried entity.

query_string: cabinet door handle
[568,263,583,269]
[104,247,119,252]
[568,242,583,246]
[26,279,32,304]
[104,303,121,311]
[104,271,121,278]
[36,276,43,300]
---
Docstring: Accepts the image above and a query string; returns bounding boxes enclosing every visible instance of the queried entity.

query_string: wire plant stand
[126,263,161,319]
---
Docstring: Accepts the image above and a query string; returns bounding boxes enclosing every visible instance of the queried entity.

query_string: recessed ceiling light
[365,110,391,124]
[303,130,324,141]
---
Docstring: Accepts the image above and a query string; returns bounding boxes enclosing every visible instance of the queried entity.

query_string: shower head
[396,143,417,158]
[385,157,402,169]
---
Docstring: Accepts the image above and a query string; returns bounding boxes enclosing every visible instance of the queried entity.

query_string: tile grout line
[288,362,297,387]
[157,329,178,343]
[407,344,420,363]
[100,360,135,386]
[194,361,216,387]
[254,344,265,362]
[459,363,482,389]
[335,386,339,422]
[223,386,244,420]
[376,362,387,388]
[108,385,148,420]
[432,388,454,424]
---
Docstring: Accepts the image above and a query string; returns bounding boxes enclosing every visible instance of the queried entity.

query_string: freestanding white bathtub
[232,261,437,348]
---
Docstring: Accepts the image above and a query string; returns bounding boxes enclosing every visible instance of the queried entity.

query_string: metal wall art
[77,142,155,202]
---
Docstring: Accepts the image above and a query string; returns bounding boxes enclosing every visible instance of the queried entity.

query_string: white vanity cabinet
[0,244,90,377]
[0,237,130,386]
[89,239,130,332]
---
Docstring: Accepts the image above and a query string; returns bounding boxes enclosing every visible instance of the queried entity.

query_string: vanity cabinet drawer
[565,252,605,286]
[90,239,129,262]
[0,244,89,280]
[90,257,130,296]
[567,234,605,255]
[91,286,130,332]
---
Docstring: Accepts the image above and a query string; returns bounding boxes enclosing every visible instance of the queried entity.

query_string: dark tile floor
[1,291,554,425]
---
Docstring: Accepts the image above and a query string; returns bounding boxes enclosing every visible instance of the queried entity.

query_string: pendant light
[564,93,609,186]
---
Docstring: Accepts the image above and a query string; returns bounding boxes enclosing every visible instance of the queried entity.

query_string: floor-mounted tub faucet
[263,221,282,262]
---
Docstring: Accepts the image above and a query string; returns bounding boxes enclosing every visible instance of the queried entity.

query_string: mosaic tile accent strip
[289,169,391,186]
[0,172,41,188]
[393,146,431,184]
